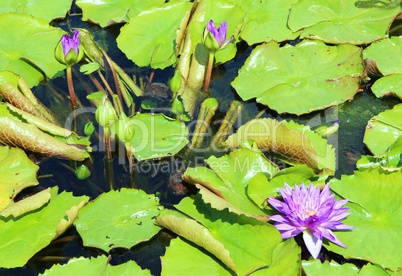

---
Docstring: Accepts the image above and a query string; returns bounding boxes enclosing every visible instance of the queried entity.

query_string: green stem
[104,127,115,190]
[66,66,77,108]
[203,52,215,94]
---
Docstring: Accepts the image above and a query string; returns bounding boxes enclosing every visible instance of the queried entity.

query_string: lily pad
[74,189,162,252]
[363,36,402,99]
[231,40,363,115]
[0,0,71,22]
[129,113,189,161]
[117,1,193,69]
[288,0,400,44]
[0,187,89,268]
[328,169,402,271]
[224,118,336,174]
[302,259,359,276]
[0,146,39,211]
[231,0,300,44]
[363,104,402,156]
[183,146,278,219]
[76,0,165,27]
[0,13,65,87]
[42,256,151,275]
[161,237,232,275]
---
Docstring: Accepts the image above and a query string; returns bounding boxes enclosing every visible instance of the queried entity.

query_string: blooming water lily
[268,183,353,259]
[203,20,233,53]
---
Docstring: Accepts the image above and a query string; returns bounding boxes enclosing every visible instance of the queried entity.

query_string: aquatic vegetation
[0,0,401,275]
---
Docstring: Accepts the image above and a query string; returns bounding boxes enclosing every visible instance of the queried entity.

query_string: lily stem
[66,66,77,108]
[203,52,215,94]
[104,127,115,190]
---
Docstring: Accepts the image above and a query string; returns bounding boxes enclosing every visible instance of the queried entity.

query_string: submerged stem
[66,66,77,108]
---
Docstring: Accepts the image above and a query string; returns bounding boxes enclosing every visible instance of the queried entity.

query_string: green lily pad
[0,187,89,268]
[161,237,232,275]
[76,0,165,27]
[74,189,162,252]
[358,264,390,275]
[363,37,402,99]
[302,259,359,276]
[129,113,189,161]
[288,0,400,44]
[0,13,65,87]
[254,239,301,275]
[232,40,363,115]
[328,169,402,271]
[117,1,193,69]
[183,146,278,219]
[224,118,336,174]
[0,0,71,22]
[0,146,39,211]
[231,0,300,44]
[157,196,282,275]
[363,104,402,156]
[42,256,151,276]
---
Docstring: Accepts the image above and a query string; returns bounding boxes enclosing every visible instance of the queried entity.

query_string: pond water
[3,5,400,276]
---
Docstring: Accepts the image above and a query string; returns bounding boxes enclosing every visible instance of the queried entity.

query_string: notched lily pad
[0,13,65,87]
[288,0,400,44]
[74,189,162,252]
[232,40,363,115]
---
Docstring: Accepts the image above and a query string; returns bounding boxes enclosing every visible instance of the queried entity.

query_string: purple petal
[207,20,219,41]
[217,21,227,46]
[319,227,347,248]
[303,230,322,259]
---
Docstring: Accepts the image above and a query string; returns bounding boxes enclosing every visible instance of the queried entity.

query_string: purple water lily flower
[207,20,232,48]
[60,30,80,57]
[268,183,353,259]
[203,20,233,53]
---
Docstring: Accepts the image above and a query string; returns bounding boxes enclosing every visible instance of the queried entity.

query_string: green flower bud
[95,96,117,127]
[115,112,135,142]
[54,30,84,66]
[75,164,91,180]
[84,122,95,136]
[171,97,185,115]
[169,70,182,94]
[202,30,220,53]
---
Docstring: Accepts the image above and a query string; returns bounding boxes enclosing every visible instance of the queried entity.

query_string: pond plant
[0,0,401,275]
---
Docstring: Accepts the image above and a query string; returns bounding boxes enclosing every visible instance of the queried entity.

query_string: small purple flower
[207,20,233,48]
[203,20,233,53]
[60,30,80,57]
[268,183,353,259]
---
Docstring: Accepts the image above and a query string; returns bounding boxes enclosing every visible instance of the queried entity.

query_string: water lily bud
[55,30,84,66]
[95,96,117,127]
[115,112,135,142]
[171,97,185,115]
[84,122,95,136]
[202,20,233,53]
[75,164,91,180]
[169,70,182,94]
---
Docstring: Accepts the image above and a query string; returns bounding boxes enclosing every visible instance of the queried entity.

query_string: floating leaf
[161,237,232,275]
[0,187,88,268]
[0,13,65,87]
[363,104,402,156]
[129,113,189,161]
[117,1,193,69]
[183,146,278,219]
[224,118,336,174]
[0,0,71,22]
[288,0,400,44]
[329,169,402,271]
[0,146,39,211]
[76,0,165,27]
[232,40,363,115]
[364,37,402,100]
[42,256,151,276]
[302,259,359,276]
[231,0,300,44]
[74,189,162,252]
